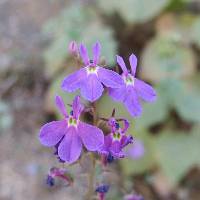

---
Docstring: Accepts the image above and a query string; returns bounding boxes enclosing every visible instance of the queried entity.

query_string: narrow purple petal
[129,54,137,76]
[39,120,66,147]
[58,127,82,163]
[79,44,90,65]
[108,86,126,102]
[72,96,84,119]
[98,67,123,88]
[110,141,124,158]
[134,78,156,102]
[80,75,104,102]
[78,122,104,151]
[93,42,101,65]
[121,119,130,133]
[116,55,128,74]
[55,96,68,118]
[61,68,86,92]
[124,89,142,117]
[99,135,112,154]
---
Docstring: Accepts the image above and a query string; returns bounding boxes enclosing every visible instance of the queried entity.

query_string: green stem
[84,102,98,200]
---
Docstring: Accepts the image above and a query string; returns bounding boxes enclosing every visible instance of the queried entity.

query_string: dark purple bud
[107,153,114,163]
[46,175,55,187]
[115,122,120,129]
[95,184,110,193]
[70,110,73,116]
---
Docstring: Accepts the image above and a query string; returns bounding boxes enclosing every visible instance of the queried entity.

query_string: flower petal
[93,42,101,65]
[79,44,90,65]
[58,127,82,163]
[99,135,112,155]
[134,78,157,102]
[78,122,104,151]
[98,67,123,88]
[72,96,84,119]
[61,68,86,92]
[110,141,124,158]
[124,89,142,117]
[116,55,128,74]
[39,120,66,147]
[129,54,137,76]
[55,96,68,118]
[80,75,104,102]
[108,86,126,102]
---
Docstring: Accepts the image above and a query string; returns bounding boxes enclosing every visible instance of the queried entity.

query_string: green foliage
[120,131,157,175]
[97,0,170,23]
[43,3,117,77]
[154,128,200,185]
[0,101,13,132]
[141,34,196,82]
[190,17,200,48]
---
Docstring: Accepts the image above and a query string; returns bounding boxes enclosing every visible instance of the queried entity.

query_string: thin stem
[84,102,98,200]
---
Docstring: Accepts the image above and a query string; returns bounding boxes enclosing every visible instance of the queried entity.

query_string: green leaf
[154,129,200,185]
[43,3,117,78]
[141,34,196,82]
[190,17,200,48]
[0,101,13,132]
[97,0,170,23]
[120,131,157,175]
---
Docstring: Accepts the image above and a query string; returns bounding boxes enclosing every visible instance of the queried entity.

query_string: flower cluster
[39,41,156,199]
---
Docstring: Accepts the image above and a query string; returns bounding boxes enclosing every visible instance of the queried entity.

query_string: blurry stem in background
[84,102,98,200]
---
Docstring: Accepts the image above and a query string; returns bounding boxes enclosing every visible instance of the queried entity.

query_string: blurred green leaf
[154,129,200,185]
[190,17,200,48]
[43,3,117,78]
[120,131,157,175]
[0,101,13,132]
[141,34,196,82]
[97,0,170,23]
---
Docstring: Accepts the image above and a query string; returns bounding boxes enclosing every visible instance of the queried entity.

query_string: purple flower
[62,42,123,102]
[126,139,145,160]
[39,95,104,163]
[109,54,156,117]
[99,118,133,159]
[124,194,144,200]
[46,167,73,187]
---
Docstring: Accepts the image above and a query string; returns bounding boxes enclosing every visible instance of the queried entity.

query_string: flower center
[123,73,134,86]
[68,111,78,127]
[112,131,121,141]
[86,65,98,75]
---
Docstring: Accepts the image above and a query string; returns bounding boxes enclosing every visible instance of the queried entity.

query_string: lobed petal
[58,127,82,163]
[124,89,142,117]
[134,78,157,102]
[55,96,68,118]
[80,75,104,102]
[93,42,101,65]
[129,54,137,76]
[98,67,123,88]
[108,86,126,102]
[39,120,66,147]
[116,55,128,74]
[72,96,84,119]
[78,122,104,151]
[79,44,90,65]
[61,68,86,92]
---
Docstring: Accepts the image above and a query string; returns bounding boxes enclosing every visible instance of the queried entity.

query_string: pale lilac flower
[126,139,145,160]
[62,42,123,102]
[109,54,156,117]
[39,95,104,163]
[124,194,144,200]
[99,118,133,159]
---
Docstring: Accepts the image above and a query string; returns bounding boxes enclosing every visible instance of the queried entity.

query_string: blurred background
[1,0,200,199]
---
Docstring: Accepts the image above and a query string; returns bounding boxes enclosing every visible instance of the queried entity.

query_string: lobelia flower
[99,117,133,159]
[125,139,145,160]
[124,194,144,200]
[61,42,123,102]
[39,95,104,164]
[46,167,73,187]
[109,54,156,117]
